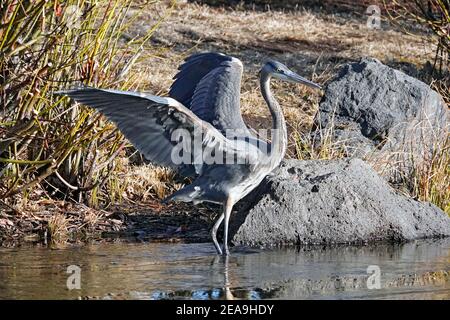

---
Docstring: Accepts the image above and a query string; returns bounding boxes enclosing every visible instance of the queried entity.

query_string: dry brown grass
[119,160,183,201]
[131,1,436,151]
[409,136,450,214]
[47,213,70,243]
[115,1,444,208]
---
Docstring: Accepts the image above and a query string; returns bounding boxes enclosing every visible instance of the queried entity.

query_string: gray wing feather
[169,52,232,107]
[57,88,252,176]
[169,52,250,136]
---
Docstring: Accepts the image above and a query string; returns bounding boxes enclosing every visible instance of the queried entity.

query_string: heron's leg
[223,198,234,256]
[211,212,224,255]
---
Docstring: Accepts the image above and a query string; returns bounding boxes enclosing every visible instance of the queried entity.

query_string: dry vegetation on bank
[0,0,448,245]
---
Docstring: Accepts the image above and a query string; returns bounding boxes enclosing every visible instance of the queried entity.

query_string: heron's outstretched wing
[169,52,250,136]
[57,88,255,176]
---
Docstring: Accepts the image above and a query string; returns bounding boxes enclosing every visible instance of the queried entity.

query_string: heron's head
[262,60,322,90]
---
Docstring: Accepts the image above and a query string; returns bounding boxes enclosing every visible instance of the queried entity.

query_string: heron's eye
[277,68,283,73]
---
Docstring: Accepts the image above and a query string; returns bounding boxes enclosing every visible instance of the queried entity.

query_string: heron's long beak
[286,70,322,90]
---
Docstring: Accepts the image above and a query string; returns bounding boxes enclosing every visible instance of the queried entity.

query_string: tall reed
[0,0,172,207]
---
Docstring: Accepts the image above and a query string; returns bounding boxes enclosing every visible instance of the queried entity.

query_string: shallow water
[0,238,448,300]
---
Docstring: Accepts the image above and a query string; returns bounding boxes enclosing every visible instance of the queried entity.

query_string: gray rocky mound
[231,158,450,247]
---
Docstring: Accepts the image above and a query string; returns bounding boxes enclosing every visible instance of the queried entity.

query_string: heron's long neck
[260,72,287,168]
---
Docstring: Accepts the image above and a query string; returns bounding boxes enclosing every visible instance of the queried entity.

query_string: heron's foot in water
[211,232,223,255]
[223,244,230,256]
[212,241,229,255]
[215,244,223,255]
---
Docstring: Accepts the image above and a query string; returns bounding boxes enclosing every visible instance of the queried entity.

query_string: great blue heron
[57,52,321,255]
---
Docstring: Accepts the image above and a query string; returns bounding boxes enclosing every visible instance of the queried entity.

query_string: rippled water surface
[0,239,448,299]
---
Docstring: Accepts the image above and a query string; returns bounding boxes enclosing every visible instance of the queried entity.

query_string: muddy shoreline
[0,201,216,248]
[3,199,449,249]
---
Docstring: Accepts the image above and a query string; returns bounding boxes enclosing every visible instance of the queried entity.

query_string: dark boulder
[312,58,449,181]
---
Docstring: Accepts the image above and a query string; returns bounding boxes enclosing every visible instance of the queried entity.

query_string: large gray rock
[231,159,450,247]
[313,58,449,180]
